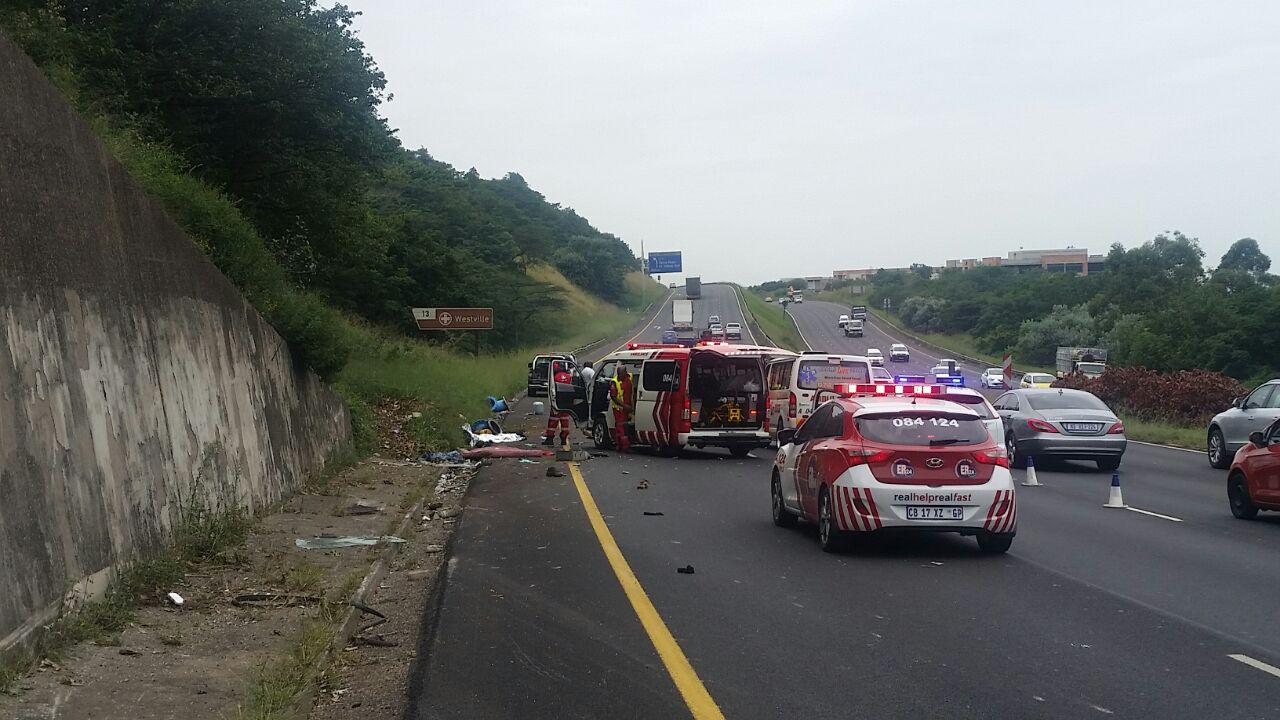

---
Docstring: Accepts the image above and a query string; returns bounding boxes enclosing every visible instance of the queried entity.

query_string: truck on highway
[850,305,867,320]
[685,276,702,299]
[672,299,694,331]
[1056,347,1108,378]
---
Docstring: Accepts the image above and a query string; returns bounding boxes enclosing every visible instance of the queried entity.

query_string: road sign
[647,251,682,274]
[412,307,493,331]
[1002,353,1014,385]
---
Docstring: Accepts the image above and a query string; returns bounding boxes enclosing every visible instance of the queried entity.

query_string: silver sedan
[992,388,1127,471]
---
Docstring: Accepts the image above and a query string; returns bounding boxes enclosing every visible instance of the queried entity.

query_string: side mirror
[1233,396,1244,409]
[777,429,797,446]
[528,362,533,369]
[1249,431,1266,447]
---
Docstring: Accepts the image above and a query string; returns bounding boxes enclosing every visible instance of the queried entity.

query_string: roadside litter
[345,500,384,516]
[676,565,695,575]
[295,535,407,550]
[518,458,540,464]
[486,396,510,413]
[166,592,185,607]
[460,445,552,459]
[636,479,649,490]
[423,450,465,463]
[232,593,321,608]
[546,467,565,478]
[463,424,525,447]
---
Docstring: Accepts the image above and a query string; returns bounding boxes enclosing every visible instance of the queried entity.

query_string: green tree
[1015,304,1098,366]
[1218,237,1271,275]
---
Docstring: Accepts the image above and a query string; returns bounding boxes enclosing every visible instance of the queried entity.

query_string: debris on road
[462,424,525,446]
[546,467,566,478]
[460,445,551,459]
[165,592,184,607]
[636,479,649,490]
[344,500,384,516]
[295,535,407,550]
[231,593,321,608]
[643,511,665,516]
[677,565,696,575]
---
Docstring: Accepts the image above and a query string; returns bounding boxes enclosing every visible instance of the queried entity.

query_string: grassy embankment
[810,290,1204,449]
[337,268,657,449]
[101,123,657,452]
[738,288,805,352]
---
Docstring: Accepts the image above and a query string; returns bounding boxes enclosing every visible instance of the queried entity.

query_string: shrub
[1053,367,1247,425]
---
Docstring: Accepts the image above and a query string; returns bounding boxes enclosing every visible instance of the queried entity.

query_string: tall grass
[739,289,806,352]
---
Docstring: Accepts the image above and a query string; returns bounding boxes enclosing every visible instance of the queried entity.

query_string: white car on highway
[770,384,1017,554]
[981,368,1006,389]
[725,322,742,340]
[866,348,885,366]
[889,344,910,362]
[838,314,850,328]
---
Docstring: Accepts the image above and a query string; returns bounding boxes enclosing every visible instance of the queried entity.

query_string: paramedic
[610,366,634,451]
[542,361,575,446]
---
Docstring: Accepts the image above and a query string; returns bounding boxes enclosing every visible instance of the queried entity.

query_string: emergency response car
[770,384,1017,553]
[550,342,796,457]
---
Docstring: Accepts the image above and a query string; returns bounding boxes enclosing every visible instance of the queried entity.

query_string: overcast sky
[352,1,1279,285]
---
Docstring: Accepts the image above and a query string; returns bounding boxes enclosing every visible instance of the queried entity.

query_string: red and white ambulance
[770,383,1017,553]
[550,342,796,457]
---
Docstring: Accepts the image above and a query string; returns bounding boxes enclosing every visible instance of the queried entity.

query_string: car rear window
[1026,392,1108,411]
[856,412,988,446]
[797,359,871,390]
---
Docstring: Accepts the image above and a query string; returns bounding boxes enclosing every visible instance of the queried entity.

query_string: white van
[765,352,873,437]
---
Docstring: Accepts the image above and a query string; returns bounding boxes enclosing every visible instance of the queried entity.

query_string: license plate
[1064,423,1102,433]
[905,506,964,521]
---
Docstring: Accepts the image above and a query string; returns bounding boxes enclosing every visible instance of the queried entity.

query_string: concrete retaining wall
[0,34,351,653]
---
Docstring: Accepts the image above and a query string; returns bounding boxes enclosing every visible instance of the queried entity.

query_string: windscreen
[1026,392,1109,411]
[797,359,871,390]
[987,368,1002,375]
[856,412,988,446]
[1077,363,1106,375]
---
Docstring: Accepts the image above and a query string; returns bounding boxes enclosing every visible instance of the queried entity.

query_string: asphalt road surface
[410,285,1280,719]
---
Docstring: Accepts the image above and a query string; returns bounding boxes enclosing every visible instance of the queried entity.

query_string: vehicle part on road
[643,511,665,516]
[817,488,848,553]
[677,565,695,574]
[1104,474,1126,508]
[1228,471,1258,519]
[1207,427,1230,469]
[977,532,1014,554]
[295,536,407,550]
[771,473,797,528]
[1021,456,1042,487]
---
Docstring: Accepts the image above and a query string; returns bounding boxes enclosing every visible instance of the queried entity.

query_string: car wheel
[771,473,797,528]
[1006,432,1027,469]
[592,416,614,450]
[817,487,849,553]
[977,532,1013,554]
[1208,427,1230,470]
[1228,472,1259,519]
[729,446,752,458]
[1096,457,1121,472]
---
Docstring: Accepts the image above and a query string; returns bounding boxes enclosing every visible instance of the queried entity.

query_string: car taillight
[788,392,797,418]
[690,399,701,422]
[974,449,1009,468]
[1107,421,1125,435]
[846,448,892,465]
[682,396,691,421]
[1027,418,1059,433]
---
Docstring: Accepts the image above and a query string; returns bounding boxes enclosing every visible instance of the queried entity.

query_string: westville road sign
[412,307,494,331]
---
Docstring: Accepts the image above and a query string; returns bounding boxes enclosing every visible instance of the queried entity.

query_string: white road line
[1124,506,1183,522]
[1130,440,1203,455]
[1228,654,1280,680]
[788,309,813,351]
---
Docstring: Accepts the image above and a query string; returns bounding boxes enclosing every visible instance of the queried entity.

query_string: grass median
[738,288,805,352]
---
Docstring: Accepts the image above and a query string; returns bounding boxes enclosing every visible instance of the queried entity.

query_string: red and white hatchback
[771,384,1017,554]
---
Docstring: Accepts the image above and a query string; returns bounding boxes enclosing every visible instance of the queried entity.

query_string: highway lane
[784,297,1280,656]
[412,284,1280,718]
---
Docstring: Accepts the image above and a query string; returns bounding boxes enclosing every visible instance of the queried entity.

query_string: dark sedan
[992,388,1127,471]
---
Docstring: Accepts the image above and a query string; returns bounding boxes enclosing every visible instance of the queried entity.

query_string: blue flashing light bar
[933,375,965,386]
[894,375,927,384]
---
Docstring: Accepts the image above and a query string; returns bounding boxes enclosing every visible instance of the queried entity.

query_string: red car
[1228,419,1280,519]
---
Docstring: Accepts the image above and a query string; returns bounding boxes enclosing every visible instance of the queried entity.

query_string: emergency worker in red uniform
[610,366,635,451]
[542,361,575,446]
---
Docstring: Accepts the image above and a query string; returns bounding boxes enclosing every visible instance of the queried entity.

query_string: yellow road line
[566,461,725,719]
